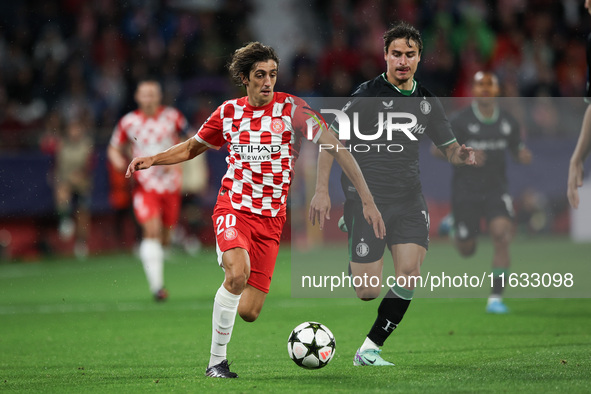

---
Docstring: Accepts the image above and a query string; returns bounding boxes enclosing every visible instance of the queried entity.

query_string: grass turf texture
[0,237,589,393]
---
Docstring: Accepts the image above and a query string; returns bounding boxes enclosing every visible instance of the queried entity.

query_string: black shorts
[452,192,514,241]
[343,194,430,264]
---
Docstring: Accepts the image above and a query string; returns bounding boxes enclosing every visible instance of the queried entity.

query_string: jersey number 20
[216,214,237,235]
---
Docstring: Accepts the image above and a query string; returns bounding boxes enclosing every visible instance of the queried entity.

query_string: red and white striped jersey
[110,106,189,193]
[195,92,322,217]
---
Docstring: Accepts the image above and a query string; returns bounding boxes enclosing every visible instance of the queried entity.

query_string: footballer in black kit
[435,71,532,314]
[449,101,522,240]
[339,75,457,260]
[309,22,475,367]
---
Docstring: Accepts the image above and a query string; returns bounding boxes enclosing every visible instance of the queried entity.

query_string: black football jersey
[332,73,456,203]
[450,102,522,195]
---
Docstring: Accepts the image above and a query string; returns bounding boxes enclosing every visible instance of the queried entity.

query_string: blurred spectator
[54,118,95,259]
[93,62,128,117]
[318,32,360,83]
[291,53,320,97]
[451,1,496,61]
[555,37,587,97]
[39,109,62,155]
[57,61,96,125]
[33,23,68,66]
[1,0,589,149]
[92,25,128,69]
[419,16,458,96]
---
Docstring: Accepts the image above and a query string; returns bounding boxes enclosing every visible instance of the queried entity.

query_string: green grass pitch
[0,237,590,393]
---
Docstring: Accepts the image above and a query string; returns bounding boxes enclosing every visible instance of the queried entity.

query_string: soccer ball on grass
[287,321,336,369]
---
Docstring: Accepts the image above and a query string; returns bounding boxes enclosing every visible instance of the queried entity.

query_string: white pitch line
[0,301,212,315]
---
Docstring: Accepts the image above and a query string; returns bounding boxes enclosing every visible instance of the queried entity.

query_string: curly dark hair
[227,42,280,86]
[383,22,423,54]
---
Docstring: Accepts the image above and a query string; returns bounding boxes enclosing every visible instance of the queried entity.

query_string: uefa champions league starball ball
[287,322,336,369]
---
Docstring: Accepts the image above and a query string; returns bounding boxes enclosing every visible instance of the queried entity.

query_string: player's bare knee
[459,247,475,257]
[224,272,248,294]
[491,230,511,247]
[355,286,381,301]
[239,308,259,322]
[397,271,420,291]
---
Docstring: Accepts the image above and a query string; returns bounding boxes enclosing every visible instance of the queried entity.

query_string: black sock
[491,269,508,297]
[492,276,504,296]
[367,287,413,346]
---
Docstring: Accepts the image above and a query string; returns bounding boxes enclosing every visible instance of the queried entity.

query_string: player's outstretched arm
[309,149,335,230]
[107,145,129,173]
[443,142,476,166]
[126,138,208,178]
[314,130,386,239]
[568,105,591,209]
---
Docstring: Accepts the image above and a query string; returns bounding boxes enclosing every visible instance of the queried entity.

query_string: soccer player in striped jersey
[108,80,192,302]
[125,42,385,378]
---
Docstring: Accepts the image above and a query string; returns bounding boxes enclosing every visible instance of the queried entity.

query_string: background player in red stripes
[125,42,385,378]
[108,80,192,301]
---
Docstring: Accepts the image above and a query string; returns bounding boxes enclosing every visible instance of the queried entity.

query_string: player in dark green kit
[309,22,476,366]
[434,71,532,314]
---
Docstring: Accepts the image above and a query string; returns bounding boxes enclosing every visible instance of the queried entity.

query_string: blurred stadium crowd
[0,0,590,258]
[0,0,589,151]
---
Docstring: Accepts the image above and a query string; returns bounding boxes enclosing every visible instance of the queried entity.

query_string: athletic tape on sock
[492,268,509,277]
[391,284,414,300]
[212,285,241,346]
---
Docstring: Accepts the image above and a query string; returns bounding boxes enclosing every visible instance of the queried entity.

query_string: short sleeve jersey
[195,92,322,218]
[449,102,522,195]
[335,73,456,203]
[110,106,189,193]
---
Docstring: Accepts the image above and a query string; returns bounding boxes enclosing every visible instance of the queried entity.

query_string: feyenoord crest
[271,118,285,134]
[468,123,480,133]
[356,242,369,257]
[420,100,431,115]
[224,227,238,241]
[501,119,511,135]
